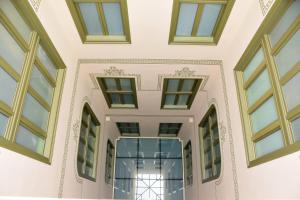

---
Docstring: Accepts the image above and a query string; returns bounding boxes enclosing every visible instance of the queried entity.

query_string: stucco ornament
[259,0,275,15]
[103,66,126,76]
[29,0,42,12]
[174,67,196,77]
[72,119,81,141]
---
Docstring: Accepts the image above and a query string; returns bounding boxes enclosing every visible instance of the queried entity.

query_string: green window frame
[161,78,202,109]
[235,0,300,167]
[66,0,131,44]
[0,0,65,163]
[116,122,140,136]
[199,105,221,182]
[105,139,115,184]
[158,123,182,137]
[184,140,193,186]
[169,0,235,45]
[77,103,100,181]
[97,77,138,109]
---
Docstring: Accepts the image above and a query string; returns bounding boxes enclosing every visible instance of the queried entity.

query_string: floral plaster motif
[259,0,275,15]
[29,0,42,12]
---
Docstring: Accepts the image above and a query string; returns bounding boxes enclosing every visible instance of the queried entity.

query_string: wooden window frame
[105,139,115,184]
[77,103,101,181]
[66,0,131,44]
[97,77,138,109]
[161,78,202,110]
[199,105,221,182]
[234,0,300,167]
[116,122,140,136]
[184,140,193,186]
[169,0,235,45]
[0,0,66,163]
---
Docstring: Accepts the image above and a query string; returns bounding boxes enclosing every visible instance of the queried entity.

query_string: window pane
[30,65,54,105]
[250,97,278,133]
[123,94,134,104]
[0,22,25,74]
[270,0,300,46]
[165,95,176,105]
[283,72,300,110]
[255,129,284,157]
[104,78,117,90]
[246,69,271,107]
[22,93,49,131]
[167,80,179,92]
[182,79,195,92]
[291,117,300,141]
[102,3,124,35]
[0,67,17,106]
[243,48,264,81]
[197,4,222,37]
[120,79,131,91]
[0,0,31,42]
[16,125,45,155]
[274,29,300,77]
[110,93,121,104]
[0,112,8,137]
[78,3,103,35]
[177,95,189,105]
[176,3,198,36]
[37,44,58,80]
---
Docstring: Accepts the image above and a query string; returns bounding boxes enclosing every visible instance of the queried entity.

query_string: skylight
[169,0,235,44]
[66,0,131,43]
[116,122,140,136]
[158,123,182,137]
[161,78,201,109]
[97,77,138,108]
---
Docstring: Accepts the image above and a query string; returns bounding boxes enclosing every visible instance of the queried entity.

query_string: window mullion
[191,3,204,36]
[262,35,293,146]
[6,32,39,142]
[97,2,108,35]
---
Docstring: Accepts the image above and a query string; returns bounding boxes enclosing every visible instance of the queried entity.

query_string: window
[117,122,140,136]
[77,103,100,181]
[0,1,65,163]
[98,77,138,108]
[105,139,115,184]
[169,0,235,44]
[158,123,182,137]
[184,140,193,186]
[235,0,300,166]
[161,78,201,109]
[66,0,131,43]
[199,106,221,182]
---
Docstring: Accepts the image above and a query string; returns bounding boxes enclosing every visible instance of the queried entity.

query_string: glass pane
[0,67,17,106]
[246,69,271,106]
[37,44,57,80]
[110,93,121,104]
[162,159,183,179]
[139,139,160,158]
[161,139,182,158]
[176,3,198,36]
[250,97,278,133]
[87,149,94,163]
[120,79,131,90]
[78,3,103,35]
[291,117,300,141]
[197,4,222,37]
[182,79,195,92]
[22,93,49,131]
[30,65,54,105]
[116,138,138,158]
[102,3,124,35]
[243,48,264,81]
[283,72,300,110]
[16,125,45,155]
[0,23,25,74]
[177,95,189,105]
[123,94,134,104]
[165,95,176,105]
[274,29,300,77]
[255,129,284,157]
[0,0,31,42]
[0,112,8,137]
[270,0,300,46]
[167,79,179,92]
[104,78,117,90]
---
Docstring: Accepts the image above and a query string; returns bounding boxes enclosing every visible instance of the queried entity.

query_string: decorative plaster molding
[259,0,275,16]
[29,0,42,12]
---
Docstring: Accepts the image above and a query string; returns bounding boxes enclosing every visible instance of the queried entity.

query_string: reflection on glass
[0,112,8,137]
[176,3,198,36]
[282,72,300,111]
[0,67,17,107]
[255,129,284,157]
[197,4,222,37]
[243,48,264,81]
[292,117,300,141]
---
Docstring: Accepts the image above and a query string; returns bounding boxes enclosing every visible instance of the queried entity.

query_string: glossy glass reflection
[79,3,103,35]
[0,112,8,137]
[176,3,198,36]
[197,4,222,37]
[0,67,17,107]
[103,3,124,35]
[243,48,264,81]
[114,138,184,200]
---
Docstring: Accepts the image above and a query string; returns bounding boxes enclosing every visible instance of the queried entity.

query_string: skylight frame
[97,77,138,109]
[161,78,202,110]
[116,122,140,136]
[66,0,131,44]
[169,0,235,45]
[158,123,182,137]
